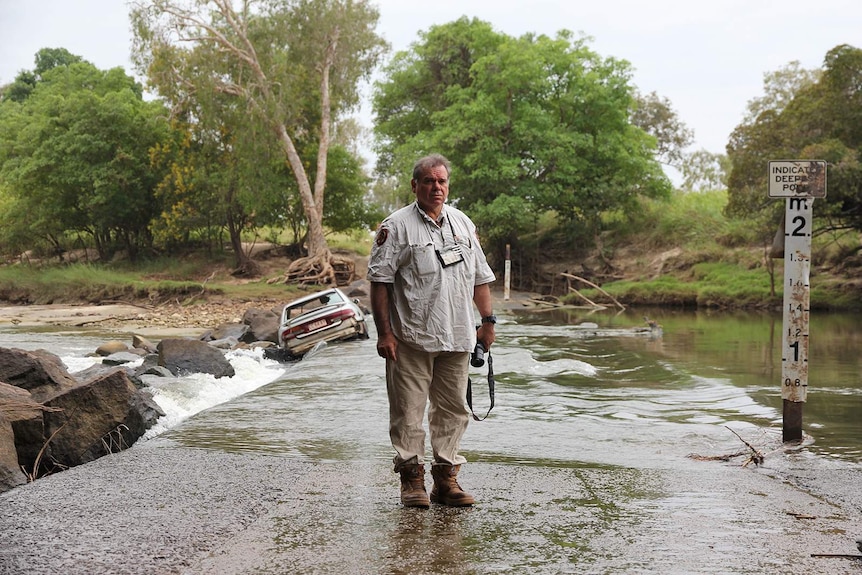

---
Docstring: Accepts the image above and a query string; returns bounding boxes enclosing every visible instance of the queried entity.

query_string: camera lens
[471,342,485,368]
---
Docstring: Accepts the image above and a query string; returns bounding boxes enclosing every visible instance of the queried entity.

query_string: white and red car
[273,287,369,358]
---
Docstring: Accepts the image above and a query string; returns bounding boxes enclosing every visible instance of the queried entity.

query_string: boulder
[208,336,240,350]
[207,322,248,342]
[131,334,158,354]
[103,351,146,366]
[240,308,279,343]
[43,370,165,468]
[0,382,51,472]
[95,340,129,356]
[0,347,78,402]
[0,413,27,492]
[157,338,235,378]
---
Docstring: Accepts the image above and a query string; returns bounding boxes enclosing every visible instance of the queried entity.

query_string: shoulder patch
[376,228,389,246]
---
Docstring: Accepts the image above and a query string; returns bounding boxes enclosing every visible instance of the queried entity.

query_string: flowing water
[2,308,860,467]
[3,307,862,574]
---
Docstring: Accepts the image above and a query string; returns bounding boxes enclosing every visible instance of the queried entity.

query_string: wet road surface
[1,439,860,574]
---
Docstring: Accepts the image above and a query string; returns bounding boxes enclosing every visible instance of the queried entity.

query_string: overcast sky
[1,0,860,157]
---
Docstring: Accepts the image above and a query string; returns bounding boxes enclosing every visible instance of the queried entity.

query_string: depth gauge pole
[767,160,827,442]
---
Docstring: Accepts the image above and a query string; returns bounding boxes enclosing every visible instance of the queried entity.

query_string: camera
[470,341,486,368]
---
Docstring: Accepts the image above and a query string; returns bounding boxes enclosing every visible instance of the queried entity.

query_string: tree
[0,56,169,260]
[726,45,862,236]
[631,90,693,168]
[0,47,83,103]
[131,0,387,284]
[679,149,730,192]
[373,19,671,260]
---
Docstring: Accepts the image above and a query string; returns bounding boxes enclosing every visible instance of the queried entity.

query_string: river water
[3,306,862,574]
[2,307,860,468]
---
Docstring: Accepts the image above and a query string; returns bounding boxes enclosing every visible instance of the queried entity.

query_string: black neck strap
[467,350,495,421]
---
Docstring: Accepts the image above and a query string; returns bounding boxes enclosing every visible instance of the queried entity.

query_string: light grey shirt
[368,202,496,352]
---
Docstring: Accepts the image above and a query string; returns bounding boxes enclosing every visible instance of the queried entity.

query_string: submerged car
[268,287,369,360]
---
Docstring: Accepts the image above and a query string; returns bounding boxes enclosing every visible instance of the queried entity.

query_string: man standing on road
[368,153,497,508]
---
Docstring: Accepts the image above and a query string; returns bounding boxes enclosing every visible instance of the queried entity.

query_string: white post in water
[504,244,511,301]
[768,160,827,442]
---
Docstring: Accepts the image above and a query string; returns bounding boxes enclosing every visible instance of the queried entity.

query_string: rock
[208,322,249,342]
[0,382,51,470]
[209,336,240,350]
[157,338,236,378]
[95,340,129,356]
[103,351,146,366]
[73,363,133,385]
[0,347,79,403]
[131,334,158,354]
[0,413,27,491]
[240,308,279,343]
[43,370,164,469]
[135,365,174,378]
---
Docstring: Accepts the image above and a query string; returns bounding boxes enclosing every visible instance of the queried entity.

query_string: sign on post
[768,160,827,198]
[769,160,826,442]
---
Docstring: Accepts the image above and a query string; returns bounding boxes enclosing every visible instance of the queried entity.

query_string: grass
[1,195,859,311]
[0,262,216,305]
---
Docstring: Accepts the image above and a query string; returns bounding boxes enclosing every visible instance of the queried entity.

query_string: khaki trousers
[386,342,471,471]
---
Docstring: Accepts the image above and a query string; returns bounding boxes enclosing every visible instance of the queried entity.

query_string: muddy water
[2,309,861,574]
[162,308,862,466]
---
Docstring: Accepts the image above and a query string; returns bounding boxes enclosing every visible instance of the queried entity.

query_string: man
[368,154,497,508]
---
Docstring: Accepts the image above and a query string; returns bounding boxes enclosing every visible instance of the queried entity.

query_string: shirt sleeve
[367,222,399,283]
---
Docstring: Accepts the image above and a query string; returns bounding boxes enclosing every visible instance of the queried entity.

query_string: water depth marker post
[767,159,827,442]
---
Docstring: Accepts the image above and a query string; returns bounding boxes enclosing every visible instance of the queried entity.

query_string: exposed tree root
[282,253,355,287]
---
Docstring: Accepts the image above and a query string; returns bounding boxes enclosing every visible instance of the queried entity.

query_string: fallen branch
[725,426,765,467]
[560,273,625,310]
[687,450,748,462]
[567,286,606,309]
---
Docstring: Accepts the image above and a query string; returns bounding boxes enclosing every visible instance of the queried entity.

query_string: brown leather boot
[398,464,430,508]
[430,464,475,506]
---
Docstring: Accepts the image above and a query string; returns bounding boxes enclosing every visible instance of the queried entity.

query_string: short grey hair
[412,154,451,181]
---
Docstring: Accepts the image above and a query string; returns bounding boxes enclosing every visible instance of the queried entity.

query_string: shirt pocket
[410,244,437,277]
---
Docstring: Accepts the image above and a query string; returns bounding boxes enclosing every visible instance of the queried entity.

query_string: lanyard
[467,350,495,421]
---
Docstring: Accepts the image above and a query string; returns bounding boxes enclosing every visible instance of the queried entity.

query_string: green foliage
[630,91,693,167]
[132,0,388,263]
[373,18,672,257]
[620,190,755,250]
[727,44,862,235]
[0,56,170,260]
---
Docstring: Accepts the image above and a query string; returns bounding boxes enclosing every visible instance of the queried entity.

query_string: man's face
[411,165,449,218]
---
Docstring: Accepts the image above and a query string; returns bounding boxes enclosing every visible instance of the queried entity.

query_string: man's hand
[376,331,399,361]
[476,323,495,350]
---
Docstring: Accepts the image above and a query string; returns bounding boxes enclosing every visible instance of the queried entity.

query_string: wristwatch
[481,315,497,324]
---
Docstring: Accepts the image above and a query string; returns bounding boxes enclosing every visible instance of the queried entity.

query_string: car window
[286,292,344,319]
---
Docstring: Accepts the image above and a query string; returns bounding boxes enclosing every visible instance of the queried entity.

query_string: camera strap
[467,350,495,421]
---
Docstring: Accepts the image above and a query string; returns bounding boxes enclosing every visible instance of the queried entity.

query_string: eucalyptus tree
[631,91,693,169]
[131,0,387,284]
[373,18,671,263]
[0,56,169,260]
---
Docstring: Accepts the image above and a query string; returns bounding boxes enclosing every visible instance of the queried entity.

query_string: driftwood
[560,273,625,310]
[687,426,769,466]
[725,426,765,467]
[567,286,606,309]
[525,298,599,312]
